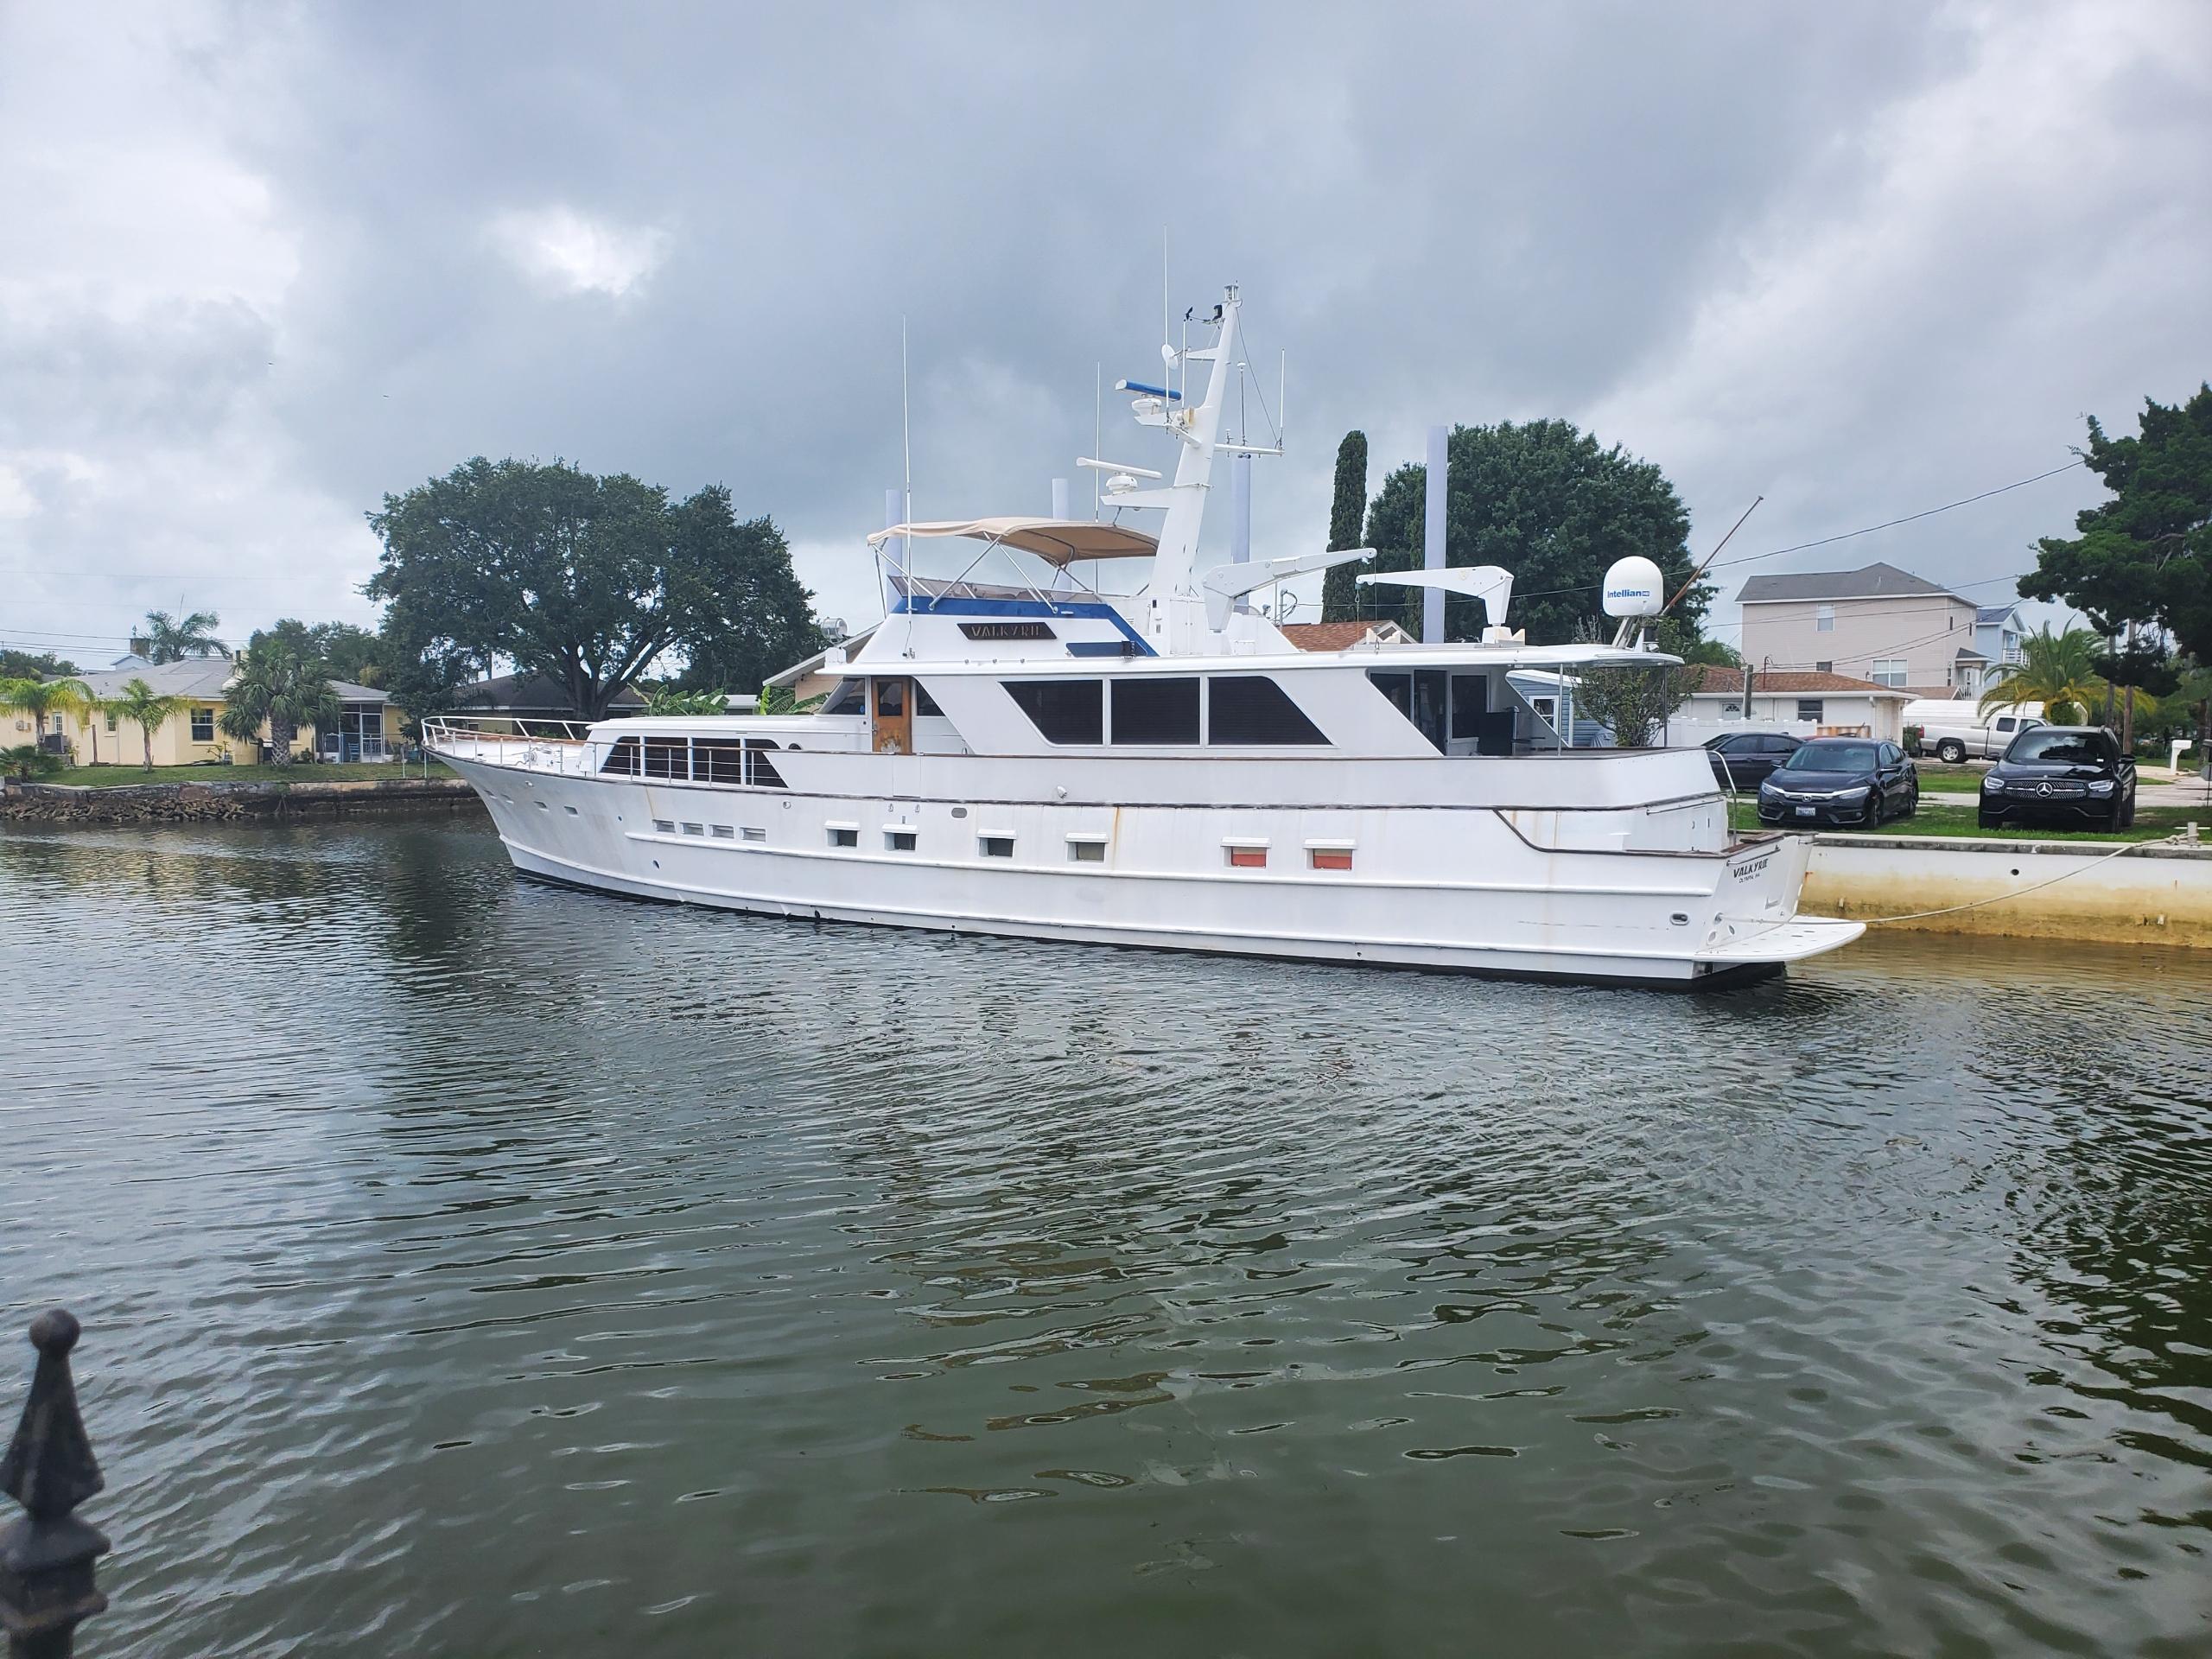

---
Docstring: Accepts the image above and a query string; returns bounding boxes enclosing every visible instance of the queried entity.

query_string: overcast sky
[4,1,2209,666]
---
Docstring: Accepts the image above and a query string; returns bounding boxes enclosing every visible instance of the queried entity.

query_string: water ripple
[3,817,2209,1656]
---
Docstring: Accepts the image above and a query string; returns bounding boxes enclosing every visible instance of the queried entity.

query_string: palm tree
[142,609,228,664]
[0,675,92,761]
[219,636,340,767]
[1980,624,2107,727]
[108,677,187,771]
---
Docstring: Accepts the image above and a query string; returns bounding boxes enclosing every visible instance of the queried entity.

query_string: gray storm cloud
[3,1,2208,659]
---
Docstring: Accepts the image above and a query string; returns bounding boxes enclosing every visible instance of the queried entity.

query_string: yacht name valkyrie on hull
[429,289,1861,984]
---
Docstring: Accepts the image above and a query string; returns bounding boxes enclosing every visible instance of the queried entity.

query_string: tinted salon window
[1004,679,1103,744]
[1209,677,1326,745]
[1111,677,1200,744]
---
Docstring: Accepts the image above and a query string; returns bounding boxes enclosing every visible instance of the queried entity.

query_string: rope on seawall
[1855,831,2187,925]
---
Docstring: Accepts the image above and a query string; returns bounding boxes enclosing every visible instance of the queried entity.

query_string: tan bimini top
[867,518,1159,567]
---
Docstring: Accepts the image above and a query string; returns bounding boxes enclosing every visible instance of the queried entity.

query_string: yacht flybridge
[427,289,1861,984]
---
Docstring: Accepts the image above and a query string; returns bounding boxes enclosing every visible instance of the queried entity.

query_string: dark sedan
[1978,726,2136,830]
[1757,738,1919,829]
[1703,730,1802,791]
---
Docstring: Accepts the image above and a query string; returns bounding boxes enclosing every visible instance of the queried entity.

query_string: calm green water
[3,817,2209,1657]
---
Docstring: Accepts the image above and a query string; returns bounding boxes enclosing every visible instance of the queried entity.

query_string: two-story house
[1972,604,2026,692]
[1737,563,1991,696]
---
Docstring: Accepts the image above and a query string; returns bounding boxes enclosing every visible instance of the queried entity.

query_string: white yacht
[428,289,1860,985]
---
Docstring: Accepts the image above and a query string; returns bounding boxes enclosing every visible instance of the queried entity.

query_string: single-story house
[451,672,647,732]
[31,658,399,766]
[1279,620,1414,651]
[1670,665,1912,746]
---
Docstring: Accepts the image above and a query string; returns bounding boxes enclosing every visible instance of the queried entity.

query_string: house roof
[1902,685,1966,701]
[1975,604,2020,625]
[66,659,385,702]
[1737,562,1971,606]
[454,672,645,714]
[1280,621,1406,652]
[1684,664,1915,700]
[1954,645,1987,661]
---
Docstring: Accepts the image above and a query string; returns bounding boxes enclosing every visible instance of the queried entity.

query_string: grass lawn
[1728,798,2206,844]
[35,761,455,787]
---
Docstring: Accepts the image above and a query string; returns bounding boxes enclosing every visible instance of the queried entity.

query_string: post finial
[2,1313,103,1520]
[1,1308,110,1656]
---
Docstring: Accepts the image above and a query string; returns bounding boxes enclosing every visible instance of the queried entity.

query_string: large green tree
[0,650,77,679]
[301,622,386,688]
[219,626,343,766]
[1352,419,1706,646]
[666,486,826,697]
[2021,385,2212,664]
[1318,429,1370,623]
[366,460,818,721]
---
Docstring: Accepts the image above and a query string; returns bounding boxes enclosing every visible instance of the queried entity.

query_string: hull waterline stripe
[617,828,1719,899]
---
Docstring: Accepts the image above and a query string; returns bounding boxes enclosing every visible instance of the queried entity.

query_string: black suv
[1757,737,1919,828]
[1703,730,1802,791]
[1978,726,2136,830]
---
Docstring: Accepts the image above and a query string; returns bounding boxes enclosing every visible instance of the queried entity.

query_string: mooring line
[1854,831,2188,925]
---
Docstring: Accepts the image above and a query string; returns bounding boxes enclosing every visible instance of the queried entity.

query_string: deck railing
[421,716,602,776]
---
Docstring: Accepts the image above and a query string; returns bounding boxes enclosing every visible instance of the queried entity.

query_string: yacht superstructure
[428,290,1861,984]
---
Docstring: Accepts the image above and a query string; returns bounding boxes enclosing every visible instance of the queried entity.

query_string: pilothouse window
[643,738,689,779]
[600,736,642,775]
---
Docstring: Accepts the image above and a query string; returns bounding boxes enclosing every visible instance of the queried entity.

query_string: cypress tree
[1319,429,1370,622]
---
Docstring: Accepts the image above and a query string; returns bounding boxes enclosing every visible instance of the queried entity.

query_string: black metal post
[0,1312,108,1659]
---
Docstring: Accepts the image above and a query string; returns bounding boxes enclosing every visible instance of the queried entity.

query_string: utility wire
[1703,460,2084,574]
[1509,459,2087,606]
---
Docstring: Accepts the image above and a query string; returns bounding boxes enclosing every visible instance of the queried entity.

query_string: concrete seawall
[1802,834,2212,947]
[1,776,486,824]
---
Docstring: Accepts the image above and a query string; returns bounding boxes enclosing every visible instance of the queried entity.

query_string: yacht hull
[448,755,1861,987]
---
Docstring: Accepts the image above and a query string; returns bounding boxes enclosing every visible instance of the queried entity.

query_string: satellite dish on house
[1601,556,1664,617]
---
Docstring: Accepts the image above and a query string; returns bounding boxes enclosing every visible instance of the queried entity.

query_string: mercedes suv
[1978,726,2136,831]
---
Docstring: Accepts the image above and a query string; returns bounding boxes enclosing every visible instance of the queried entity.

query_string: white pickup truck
[1903,698,2044,763]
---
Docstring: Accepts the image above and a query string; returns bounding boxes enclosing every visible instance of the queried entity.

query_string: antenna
[1094,363,1102,519]
[901,317,913,575]
[1665,496,1763,613]
[1161,232,1170,403]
